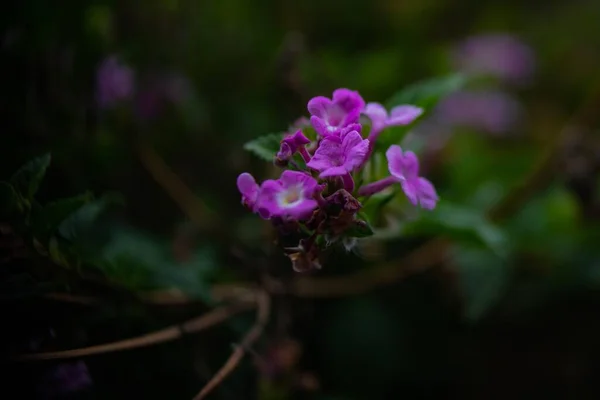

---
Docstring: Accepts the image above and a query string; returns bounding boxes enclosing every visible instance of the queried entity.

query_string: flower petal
[309,116,330,137]
[401,151,420,179]
[279,171,318,194]
[416,177,439,210]
[307,96,332,118]
[388,105,423,126]
[363,102,388,130]
[400,179,419,206]
[342,132,369,172]
[320,166,348,178]
[255,179,283,218]
[385,145,419,179]
[287,199,318,220]
[385,145,405,178]
[236,173,259,202]
[307,138,343,171]
[332,88,365,113]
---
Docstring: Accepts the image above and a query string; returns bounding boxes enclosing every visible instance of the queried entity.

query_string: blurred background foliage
[2,0,600,399]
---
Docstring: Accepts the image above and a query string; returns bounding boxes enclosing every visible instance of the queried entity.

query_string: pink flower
[307,88,365,137]
[387,145,438,209]
[255,171,319,220]
[358,145,438,210]
[363,102,423,141]
[237,173,260,211]
[307,130,369,178]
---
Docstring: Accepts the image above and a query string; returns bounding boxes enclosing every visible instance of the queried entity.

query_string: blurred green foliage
[2,0,600,399]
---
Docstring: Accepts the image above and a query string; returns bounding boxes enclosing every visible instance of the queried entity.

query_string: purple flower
[96,56,134,108]
[255,171,319,220]
[435,90,522,134]
[387,145,438,209]
[237,173,261,211]
[308,88,365,137]
[307,130,369,178]
[363,102,423,140]
[452,34,535,85]
[277,130,311,162]
[358,145,438,210]
[37,361,93,397]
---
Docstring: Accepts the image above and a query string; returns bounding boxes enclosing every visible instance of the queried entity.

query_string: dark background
[2,0,600,399]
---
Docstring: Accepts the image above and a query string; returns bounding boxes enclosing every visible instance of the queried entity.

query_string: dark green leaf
[31,192,93,241]
[452,244,510,321]
[0,181,22,218]
[9,153,51,199]
[243,133,283,161]
[401,202,508,257]
[345,212,374,238]
[57,194,122,242]
[386,73,468,110]
[98,226,216,300]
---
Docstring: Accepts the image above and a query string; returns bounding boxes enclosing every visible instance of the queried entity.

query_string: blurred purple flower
[453,34,535,84]
[435,90,523,134]
[38,361,93,398]
[363,102,423,141]
[96,56,134,108]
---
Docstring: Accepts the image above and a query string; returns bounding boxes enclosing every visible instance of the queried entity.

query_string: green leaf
[452,244,510,321]
[401,202,509,257]
[0,181,22,218]
[57,194,122,242]
[32,192,94,241]
[386,73,468,110]
[98,226,217,300]
[345,212,374,238]
[10,153,51,200]
[243,133,283,161]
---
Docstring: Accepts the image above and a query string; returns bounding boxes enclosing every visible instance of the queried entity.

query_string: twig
[16,300,255,361]
[192,290,271,400]
[136,141,213,230]
[43,292,98,305]
[286,238,449,298]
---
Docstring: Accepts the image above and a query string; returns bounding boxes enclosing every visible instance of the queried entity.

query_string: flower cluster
[237,88,438,271]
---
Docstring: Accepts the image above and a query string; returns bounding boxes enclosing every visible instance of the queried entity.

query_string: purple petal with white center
[388,105,423,126]
[255,179,282,218]
[279,170,318,195]
[287,199,318,220]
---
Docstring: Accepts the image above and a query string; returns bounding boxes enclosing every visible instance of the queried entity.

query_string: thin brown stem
[192,290,271,400]
[136,141,213,230]
[16,300,255,361]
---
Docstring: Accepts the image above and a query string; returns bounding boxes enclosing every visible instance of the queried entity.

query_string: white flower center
[277,185,304,208]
